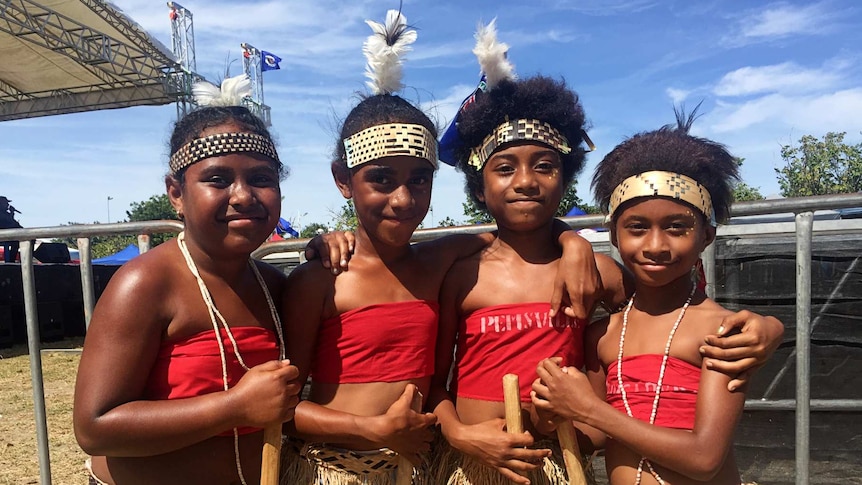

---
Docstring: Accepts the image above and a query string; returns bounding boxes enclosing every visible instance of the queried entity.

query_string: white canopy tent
[0,0,184,121]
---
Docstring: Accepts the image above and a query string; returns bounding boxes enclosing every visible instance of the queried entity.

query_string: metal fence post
[795,211,814,485]
[702,241,716,300]
[21,240,52,485]
[78,237,95,329]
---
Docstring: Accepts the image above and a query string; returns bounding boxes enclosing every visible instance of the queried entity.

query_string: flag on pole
[276,217,299,237]
[261,51,282,71]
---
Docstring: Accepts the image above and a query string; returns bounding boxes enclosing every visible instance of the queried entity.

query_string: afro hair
[451,76,589,211]
[592,109,739,224]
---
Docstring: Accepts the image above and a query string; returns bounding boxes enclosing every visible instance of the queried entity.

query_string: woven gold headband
[343,123,438,169]
[608,170,716,226]
[169,132,280,174]
[468,119,572,170]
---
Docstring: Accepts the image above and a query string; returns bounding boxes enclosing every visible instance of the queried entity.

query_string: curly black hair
[167,106,284,182]
[331,94,438,176]
[451,76,589,211]
[591,109,739,224]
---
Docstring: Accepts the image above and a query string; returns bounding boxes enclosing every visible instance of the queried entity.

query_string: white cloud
[740,3,830,38]
[544,0,658,15]
[666,87,691,104]
[713,62,844,97]
[708,88,862,134]
[419,83,477,129]
[724,2,838,46]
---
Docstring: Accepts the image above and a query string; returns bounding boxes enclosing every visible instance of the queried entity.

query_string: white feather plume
[363,10,417,95]
[473,19,515,90]
[192,74,252,107]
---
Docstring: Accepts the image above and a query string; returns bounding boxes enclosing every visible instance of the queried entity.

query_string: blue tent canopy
[93,243,140,265]
[565,206,586,216]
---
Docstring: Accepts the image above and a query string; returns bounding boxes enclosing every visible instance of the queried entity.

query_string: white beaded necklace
[616,284,696,485]
[178,231,285,485]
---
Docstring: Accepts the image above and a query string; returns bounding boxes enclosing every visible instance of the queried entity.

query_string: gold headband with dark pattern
[468,119,572,170]
[608,170,716,226]
[343,123,438,169]
[169,132,280,174]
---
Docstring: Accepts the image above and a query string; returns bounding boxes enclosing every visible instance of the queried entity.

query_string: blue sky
[2,0,861,231]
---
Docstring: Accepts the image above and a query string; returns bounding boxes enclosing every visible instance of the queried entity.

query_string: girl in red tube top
[427,21,622,485]
[279,10,607,485]
[532,108,763,485]
[73,76,303,485]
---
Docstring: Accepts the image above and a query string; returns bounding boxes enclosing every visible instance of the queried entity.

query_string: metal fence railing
[2,192,862,485]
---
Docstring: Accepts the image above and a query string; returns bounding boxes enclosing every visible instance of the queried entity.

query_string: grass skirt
[282,437,427,485]
[429,436,596,485]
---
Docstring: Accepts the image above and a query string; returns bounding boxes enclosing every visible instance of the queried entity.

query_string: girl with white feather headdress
[279,12,442,485]
[74,73,304,485]
[278,9,613,485]
[429,19,608,485]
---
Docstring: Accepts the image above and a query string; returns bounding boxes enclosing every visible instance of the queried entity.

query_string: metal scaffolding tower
[167,1,198,118]
[0,0,182,121]
[240,43,272,126]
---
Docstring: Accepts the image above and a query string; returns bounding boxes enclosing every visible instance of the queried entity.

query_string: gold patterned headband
[608,170,716,226]
[169,132,280,174]
[468,119,572,170]
[343,123,438,169]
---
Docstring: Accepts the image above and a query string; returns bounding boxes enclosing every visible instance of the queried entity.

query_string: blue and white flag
[438,74,487,166]
[276,217,299,237]
[261,51,282,72]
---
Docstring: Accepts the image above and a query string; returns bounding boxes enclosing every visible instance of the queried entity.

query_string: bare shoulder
[587,315,616,362]
[283,259,334,301]
[85,243,184,339]
[690,297,735,334]
[252,259,288,296]
[414,232,493,268]
[102,243,182,306]
[585,316,611,347]
[440,253,481,304]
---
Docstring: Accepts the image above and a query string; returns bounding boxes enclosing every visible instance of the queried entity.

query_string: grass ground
[0,338,87,485]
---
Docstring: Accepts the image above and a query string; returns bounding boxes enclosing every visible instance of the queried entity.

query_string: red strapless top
[606,354,700,430]
[454,302,586,402]
[145,326,279,435]
[311,300,438,384]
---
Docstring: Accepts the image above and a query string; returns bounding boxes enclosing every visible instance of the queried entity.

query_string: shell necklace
[617,283,696,485]
[178,231,285,485]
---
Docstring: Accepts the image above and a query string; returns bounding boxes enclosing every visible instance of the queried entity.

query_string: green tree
[732,182,764,202]
[55,194,180,258]
[437,216,458,227]
[301,222,329,238]
[462,199,493,225]
[775,132,862,197]
[556,183,600,216]
[731,157,764,202]
[330,200,358,231]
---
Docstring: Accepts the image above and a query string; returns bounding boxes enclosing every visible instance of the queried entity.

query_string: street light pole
[297,211,308,237]
[107,196,113,223]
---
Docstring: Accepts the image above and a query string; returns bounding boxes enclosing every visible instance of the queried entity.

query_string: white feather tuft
[192,74,252,107]
[363,9,417,95]
[473,19,515,90]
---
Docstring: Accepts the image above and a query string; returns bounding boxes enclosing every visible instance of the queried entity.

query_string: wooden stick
[502,373,528,479]
[557,420,589,485]
[260,424,282,485]
[395,389,423,485]
[503,373,523,435]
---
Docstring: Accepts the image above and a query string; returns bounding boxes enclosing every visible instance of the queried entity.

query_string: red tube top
[454,302,586,402]
[144,326,279,435]
[606,354,700,430]
[311,300,439,384]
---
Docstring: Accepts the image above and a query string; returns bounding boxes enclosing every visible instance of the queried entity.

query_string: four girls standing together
[74,9,785,485]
